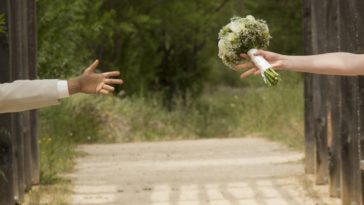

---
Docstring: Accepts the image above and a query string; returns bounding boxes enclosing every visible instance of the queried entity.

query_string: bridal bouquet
[218,15,280,86]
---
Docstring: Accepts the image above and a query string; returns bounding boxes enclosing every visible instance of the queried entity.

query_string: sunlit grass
[24,181,71,205]
[43,78,303,148]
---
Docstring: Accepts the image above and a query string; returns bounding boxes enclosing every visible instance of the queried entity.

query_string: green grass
[40,79,303,145]
[37,75,304,188]
[89,82,304,148]
[25,181,72,205]
[38,97,104,185]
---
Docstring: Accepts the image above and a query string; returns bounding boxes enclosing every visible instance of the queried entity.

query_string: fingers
[96,83,104,93]
[99,89,110,95]
[103,84,115,92]
[240,50,275,60]
[235,62,254,70]
[271,61,283,69]
[96,84,116,95]
[104,78,124,85]
[97,79,123,95]
[240,53,249,59]
[240,68,258,78]
[254,49,267,56]
[254,50,280,61]
[254,49,273,58]
[237,50,282,79]
[85,60,99,73]
[103,71,121,78]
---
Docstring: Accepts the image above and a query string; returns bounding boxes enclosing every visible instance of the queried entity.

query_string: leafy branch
[0,14,4,31]
[213,0,231,13]
[0,14,4,33]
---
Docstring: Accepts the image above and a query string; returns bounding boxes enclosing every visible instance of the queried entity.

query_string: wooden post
[352,0,364,203]
[359,77,364,204]
[312,74,329,185]
[324,0,341,198]
[355,0,364,203]
[9,0,26,202]
[327,76,342,198]
[27,0,40,185]
[302,0,315,174]
[311,0,329,185]
[338,0,362,204]
[20,0,32,192]
[0,117,15,205]
[0,0,38,204]
[0,0,16,204]
[340,77,362,205]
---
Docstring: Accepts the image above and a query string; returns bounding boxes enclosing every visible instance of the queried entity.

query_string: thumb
[255,50,269,57]
[85,60,99,74]
[255,50,279,61]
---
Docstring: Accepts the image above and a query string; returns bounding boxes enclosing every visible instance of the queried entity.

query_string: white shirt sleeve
[57,80,70,99]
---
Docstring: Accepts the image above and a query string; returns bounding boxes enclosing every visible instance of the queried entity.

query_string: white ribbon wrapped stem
[247,49,272,83]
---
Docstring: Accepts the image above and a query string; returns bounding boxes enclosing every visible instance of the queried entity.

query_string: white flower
[226,33,237,43]
[218,39,226,51]
[246,15,255,21]
[229,21,245,33]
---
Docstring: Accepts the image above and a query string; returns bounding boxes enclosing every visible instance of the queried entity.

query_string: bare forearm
[281,52,364,76]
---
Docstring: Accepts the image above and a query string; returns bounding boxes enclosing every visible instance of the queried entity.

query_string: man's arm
[236,51,364,78]
[0,80,60,113]
[0,60,123,113]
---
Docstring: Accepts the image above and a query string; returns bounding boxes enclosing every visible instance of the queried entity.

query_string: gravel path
[67,138,338,205]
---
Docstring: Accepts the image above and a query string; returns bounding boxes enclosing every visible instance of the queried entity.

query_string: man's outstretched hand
[68,60,123,95]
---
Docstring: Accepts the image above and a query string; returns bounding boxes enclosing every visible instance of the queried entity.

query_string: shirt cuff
[57,80,70,99]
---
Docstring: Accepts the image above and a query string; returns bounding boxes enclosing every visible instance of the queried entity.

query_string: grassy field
[29,73,304,204]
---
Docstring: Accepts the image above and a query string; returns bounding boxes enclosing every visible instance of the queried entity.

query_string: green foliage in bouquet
[264,68,280,86]
[218,15,271,69]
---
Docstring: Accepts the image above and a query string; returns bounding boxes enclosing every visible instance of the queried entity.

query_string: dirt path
[67,138,338,205]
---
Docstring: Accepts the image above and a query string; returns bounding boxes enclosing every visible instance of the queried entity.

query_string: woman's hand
[235,50,288,78]
[68,60,124,95]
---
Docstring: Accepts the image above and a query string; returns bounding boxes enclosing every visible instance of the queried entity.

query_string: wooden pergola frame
[0,0,39,204]
[2,0,364,204]
[303,0,364,204]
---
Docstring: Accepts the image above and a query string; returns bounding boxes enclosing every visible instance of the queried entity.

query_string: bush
[42,79,303,147]
[38,95,104,184]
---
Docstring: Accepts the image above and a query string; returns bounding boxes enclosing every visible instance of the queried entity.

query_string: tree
[243,0,304,55]
[37,0,304,104]
[37,0,113,78]
[97,0,245,105]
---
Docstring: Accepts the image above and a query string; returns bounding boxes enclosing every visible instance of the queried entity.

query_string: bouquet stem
[247,49,280,86]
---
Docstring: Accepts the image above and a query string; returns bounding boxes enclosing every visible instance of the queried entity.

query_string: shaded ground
[67,138,338,205]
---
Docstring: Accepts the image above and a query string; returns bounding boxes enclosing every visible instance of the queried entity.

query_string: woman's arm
[236,50,364,78]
